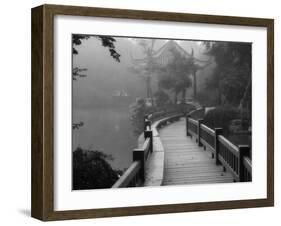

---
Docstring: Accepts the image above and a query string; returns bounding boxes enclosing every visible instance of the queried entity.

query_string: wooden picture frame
[31,4,274,221]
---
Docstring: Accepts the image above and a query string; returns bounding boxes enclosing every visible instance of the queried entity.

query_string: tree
[72,34,121,81]
[71,36,123,190]
[129,98,147,136]
[72,34,122,128]
[203,107,250,136]
[73,147,119,190]
[72,67,88,81]
[72,34,121,62]
[204,42,252,107]
[153,90,170,107]
[72,34,90,54]
[157,49,193,104]
[130,39,158,105]
[72,121,84,130]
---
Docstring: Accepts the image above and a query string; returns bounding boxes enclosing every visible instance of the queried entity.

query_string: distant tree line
[203,41,252,108]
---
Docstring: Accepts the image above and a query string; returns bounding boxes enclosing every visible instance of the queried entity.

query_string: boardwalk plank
[159,117,234,185]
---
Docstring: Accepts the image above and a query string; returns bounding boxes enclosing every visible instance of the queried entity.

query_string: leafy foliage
[196,89,217,107]
[157,49,193,103]
[72,34,121,81]
[72,67,88,80]
[73,147,118,190]
[72,34,90,54]
[203,107,250,135]
[129,39,158,103]
[204,42,252,107]
[129,98,147,136]
[72,34,121,62]
[72,121,84,130]
[72,34,122,129]
[98,36,121,62]
[153,90,170,107]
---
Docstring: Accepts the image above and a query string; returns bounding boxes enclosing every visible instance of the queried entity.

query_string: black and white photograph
[28,2,275,222]
[72,35,252,190]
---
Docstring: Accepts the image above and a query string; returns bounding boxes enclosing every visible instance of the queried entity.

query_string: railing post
[144,119,151,131]
[238,145,250,182]
[214,128,223,165]
[144,115,148,131]
[144,130,153,153]
[197,119,203,146]
[186,114,190,136]
[147,120,151,130]
[133,148,145,182]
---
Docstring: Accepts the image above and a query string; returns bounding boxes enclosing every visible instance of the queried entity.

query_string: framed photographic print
[31,4,274,221]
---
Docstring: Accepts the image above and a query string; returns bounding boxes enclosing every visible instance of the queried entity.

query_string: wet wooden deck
[159,117,234,185]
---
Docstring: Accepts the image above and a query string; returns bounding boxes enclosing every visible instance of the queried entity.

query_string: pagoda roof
[131,40,212,69]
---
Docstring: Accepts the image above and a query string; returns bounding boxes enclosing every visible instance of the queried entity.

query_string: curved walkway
[159,117,234,185]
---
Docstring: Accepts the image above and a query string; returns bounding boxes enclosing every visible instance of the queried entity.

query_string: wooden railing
[112,128,153,188]
[155,114,183,129]
[147,109,182,122]
[200,124,215,154]
[186,114,252,182]
[243,156,252,181]
[113,110,182,188]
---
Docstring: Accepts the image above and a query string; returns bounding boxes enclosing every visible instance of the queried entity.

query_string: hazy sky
[72,36,211,110]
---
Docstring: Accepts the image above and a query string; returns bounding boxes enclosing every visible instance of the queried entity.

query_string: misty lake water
[73,106,137,170]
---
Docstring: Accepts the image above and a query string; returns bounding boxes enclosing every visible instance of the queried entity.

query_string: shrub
[153,90,170,107]
[203,107,250,135]
[196,90,218,107]
[73,147,118,190]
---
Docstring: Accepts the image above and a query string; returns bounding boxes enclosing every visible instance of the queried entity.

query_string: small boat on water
[112,90,129,97]
[111,90,133,107]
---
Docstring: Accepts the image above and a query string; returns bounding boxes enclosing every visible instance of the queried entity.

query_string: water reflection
[73,106,137,170]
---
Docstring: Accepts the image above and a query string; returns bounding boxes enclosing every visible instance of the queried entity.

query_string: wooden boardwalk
[159,117,234,185]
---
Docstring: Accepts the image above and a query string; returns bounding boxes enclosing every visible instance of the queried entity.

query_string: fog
[73,37,212,110]
[72,36,214,170]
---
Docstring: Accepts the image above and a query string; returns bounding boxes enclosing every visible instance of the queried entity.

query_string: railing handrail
[243,156,252,174]
[188,107,205,119]
[200,123,215,136]
[112,161,141,188]
[147,109,181,122]
[112,135,152,188]
[186,114,252,182]
[189,107,204,115]
[188,117,199,125]
[142,137,151,159]
[218,135,239,157]
[113,110,183,188]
